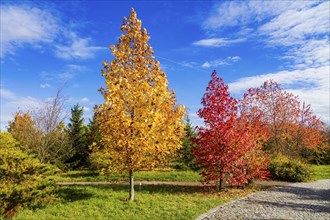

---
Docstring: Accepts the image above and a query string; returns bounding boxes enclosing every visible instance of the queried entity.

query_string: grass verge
[311,165,330,180]
[13,184,267,220]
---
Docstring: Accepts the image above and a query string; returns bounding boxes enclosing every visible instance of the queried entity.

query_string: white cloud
[0,88,43,129]
[58,72,75,80]
[55,32,105,60]
[0,4,104,60]
[0,5,59,57]
[80,97,89,102]
[202,56,240,68]
[0,87,17,99]
[203,1,316,31]
[83,106,90,112]
[193,38,245,47]
[188,113,204,127]
[228,66,330,124]
[203,1,330,69]
[178,61,198,68]
[40,83,51,89]
[40,64,87,82]
[258,2,329,46]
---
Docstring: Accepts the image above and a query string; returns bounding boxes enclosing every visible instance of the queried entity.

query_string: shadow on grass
[59,184,205,196]
[58,187,94,202]
[62,171,99,178]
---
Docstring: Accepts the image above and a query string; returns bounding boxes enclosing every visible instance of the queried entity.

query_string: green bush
[0,132,57,218]
[267,155,312,182]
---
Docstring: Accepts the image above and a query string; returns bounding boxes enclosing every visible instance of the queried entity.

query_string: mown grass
[52,170,201,182]
[311,165,330,180]
[13,184,267,220]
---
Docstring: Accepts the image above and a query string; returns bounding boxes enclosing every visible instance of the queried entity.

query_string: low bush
[0,132,57,218]
[267,155,312,182]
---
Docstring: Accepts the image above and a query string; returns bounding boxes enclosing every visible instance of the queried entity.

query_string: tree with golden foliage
[94,8,185,201]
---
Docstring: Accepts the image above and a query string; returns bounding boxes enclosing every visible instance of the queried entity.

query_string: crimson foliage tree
[193,71,269,190]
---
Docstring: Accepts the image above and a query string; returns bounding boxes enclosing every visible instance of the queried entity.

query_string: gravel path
[197,179,330,220]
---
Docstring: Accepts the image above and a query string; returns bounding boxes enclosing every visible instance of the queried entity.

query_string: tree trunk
[219,178,223,192]
[129,170,134,201]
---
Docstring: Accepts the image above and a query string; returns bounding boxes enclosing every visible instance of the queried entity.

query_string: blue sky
[1,0,329,129]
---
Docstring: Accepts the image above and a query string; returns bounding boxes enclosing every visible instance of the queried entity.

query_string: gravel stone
[196,179,330,220]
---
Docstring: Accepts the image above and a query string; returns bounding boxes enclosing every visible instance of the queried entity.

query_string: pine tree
[175,115,199,170]
[94,8,185,201]
[66,104,89,168]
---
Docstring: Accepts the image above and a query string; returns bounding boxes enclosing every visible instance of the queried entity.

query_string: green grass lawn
[13,184,266,220]
[52,170,201,182]
[312,165,330,180]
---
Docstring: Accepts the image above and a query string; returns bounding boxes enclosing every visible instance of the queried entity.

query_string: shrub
[0,132,57,218]
[267,155,312,182]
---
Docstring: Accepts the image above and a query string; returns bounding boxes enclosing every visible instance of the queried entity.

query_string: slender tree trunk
[129,170,134,201]
[219,178,223,192]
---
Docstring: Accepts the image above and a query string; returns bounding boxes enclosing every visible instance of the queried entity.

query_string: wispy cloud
[55,32,105,60]
[80,97,89,102]
[193,38,245,47]
[0,88,43,129]
[203,1,316,31]
[0,4,104,60]
[40,64,87,82]
[40,83,51,89]
[0,5,59,58]
[203,1,330,69]
[83,106,90,112]
[202,56,240,68]
[0,87,17,100]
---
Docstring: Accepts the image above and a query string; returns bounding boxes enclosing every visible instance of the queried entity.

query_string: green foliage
[0,132,57,218]
[267,155,313,182]
[66,104,90,169]
[85,115,102,148]
[174,116,199,171]
[13,184,264,220]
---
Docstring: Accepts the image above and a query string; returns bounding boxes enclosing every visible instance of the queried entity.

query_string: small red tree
[194,71,269,190]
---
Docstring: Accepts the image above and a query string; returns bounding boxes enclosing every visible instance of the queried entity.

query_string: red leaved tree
[240,80,325,159]
[193,71,269,191]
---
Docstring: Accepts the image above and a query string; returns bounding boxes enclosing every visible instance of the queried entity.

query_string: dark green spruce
[175,115,200,171]
[66,104,89,169]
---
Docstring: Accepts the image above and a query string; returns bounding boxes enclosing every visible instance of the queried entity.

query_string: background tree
[66,104,89,168]
[94,8,185,201]
[85,115,101,148]
[8,112,39,154]
[194,71,269,191]
[174,115,199,171]
[241,80,325,160]
[8,90,72,168]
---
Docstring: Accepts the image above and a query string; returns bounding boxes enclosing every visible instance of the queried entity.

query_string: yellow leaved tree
[94,8,185,201]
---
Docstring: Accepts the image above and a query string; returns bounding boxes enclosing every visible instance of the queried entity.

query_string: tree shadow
[245,184,330,214]
[84,183,205,195]
[269,185,330,202]
[58,187,94,202]
[250,199,329,213]
[62,171,99,178]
